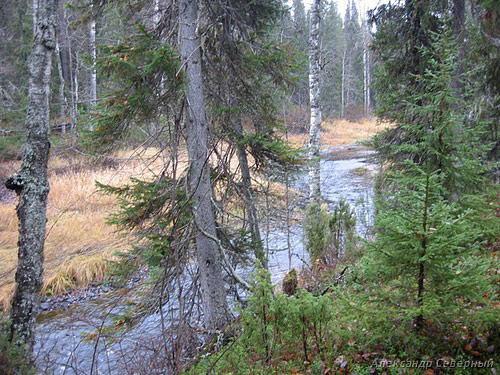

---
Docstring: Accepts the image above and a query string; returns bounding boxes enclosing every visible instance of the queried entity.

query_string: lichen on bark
[8,0,57,358]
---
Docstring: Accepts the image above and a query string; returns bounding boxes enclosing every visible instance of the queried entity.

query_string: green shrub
[0,316,35,375]
[303,199,356,263]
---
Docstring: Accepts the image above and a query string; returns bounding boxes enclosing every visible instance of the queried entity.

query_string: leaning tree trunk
[8,0,57,354]
[308,0,322,205]
[178,0,229,330]
[233,118,266,268]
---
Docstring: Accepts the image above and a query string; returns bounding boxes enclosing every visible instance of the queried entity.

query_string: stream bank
[34,144,378,374]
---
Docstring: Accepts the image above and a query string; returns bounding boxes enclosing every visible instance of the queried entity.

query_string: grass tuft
[42,254,113,295]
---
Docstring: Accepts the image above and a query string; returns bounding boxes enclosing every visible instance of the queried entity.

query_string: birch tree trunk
[32,0,38,35]
[55,39,67,134]
[89,9,97,131]
[308,0,322,204]
[153,0,161,27]
[178,0,229,330]
[362,20,371,117]
[8,0,57,354]
[341,47,346,118]
[72,50,79,134]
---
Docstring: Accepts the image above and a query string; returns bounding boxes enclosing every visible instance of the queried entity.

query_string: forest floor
[0,117,389,311]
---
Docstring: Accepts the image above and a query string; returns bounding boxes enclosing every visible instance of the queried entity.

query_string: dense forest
[0,0,498,374]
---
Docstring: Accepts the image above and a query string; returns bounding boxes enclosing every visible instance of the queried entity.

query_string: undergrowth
[187,261,498,375]
[0,314,34,375]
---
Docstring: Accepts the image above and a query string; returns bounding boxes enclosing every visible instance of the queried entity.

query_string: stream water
[34,146,377,375]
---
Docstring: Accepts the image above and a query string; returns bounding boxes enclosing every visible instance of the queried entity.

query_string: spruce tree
[361,28,497,341]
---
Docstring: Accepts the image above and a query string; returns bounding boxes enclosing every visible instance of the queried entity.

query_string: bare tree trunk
[58,1,77,134]
[89,8,97,131]
[362,20,370,117]
[341,47,346,118]
[72,50,79,135]
[8,0,57,355]
[308,0,322,205]
[178,0,229,330]
[366,48,371,115]
[55,39,67,134]
[153,0,161,27]
[32,0,38,35]
[233,118,265,268]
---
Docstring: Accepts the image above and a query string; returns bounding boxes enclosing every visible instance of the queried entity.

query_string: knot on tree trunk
[5,173,24,195]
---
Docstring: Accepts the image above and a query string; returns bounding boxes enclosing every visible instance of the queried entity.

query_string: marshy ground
[0,117,391,311]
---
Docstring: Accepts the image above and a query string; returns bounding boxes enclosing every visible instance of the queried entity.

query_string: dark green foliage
[304,200,356,262]
[360,4,499,353]
[186,2,498,374]
[97,176,192,269]
[0,134,25,161]
[363,167,496,330]
[85,27,183,151]
[304,203,334,261]
[238,131,300,171]
[188,264,497,374]
[0,1,31,129]
[187,266,339,374]
[320,2,344,117]
[0,317,34,375]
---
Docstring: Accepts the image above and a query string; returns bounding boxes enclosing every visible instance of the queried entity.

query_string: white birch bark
[154,0,161,27]
[8,0,57,354]
[74,50,79,131]
[55,39,67,134]
[89,9,97,131]
[32,0,38,35]
[362,19,371,117]
[341,47,346,118]
[308,0,322,204]
[178,0,229,330]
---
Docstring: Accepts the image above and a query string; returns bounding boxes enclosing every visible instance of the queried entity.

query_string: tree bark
[341,47,346,118]
[362,19,371,117]
[55,38,67,134]
[32,0,38,35]
[308,0,322,205]
[72,50,79,134]
[233,118,265,268]
[8,0,57,355]
[89,7,97,131]
[178,0,229,330]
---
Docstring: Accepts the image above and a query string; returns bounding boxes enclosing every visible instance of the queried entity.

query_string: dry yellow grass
[0,149,170,311]
[287,117,393,149]
[42,253,114,295]
[0,119,389,311]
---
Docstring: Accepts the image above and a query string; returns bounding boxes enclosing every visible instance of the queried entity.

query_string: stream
[34,145,378,375]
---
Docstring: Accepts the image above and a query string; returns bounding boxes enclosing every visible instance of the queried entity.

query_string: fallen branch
[320,266,349,296]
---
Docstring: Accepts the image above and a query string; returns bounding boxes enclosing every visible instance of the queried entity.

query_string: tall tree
[178,0,229,330]
[308,0,322,204]
[291,0,309,107]
[362,16,371,116]
[341,0,363,118]
[7,0,57,355]
[319,1,343,118]
[89,5,97,128]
